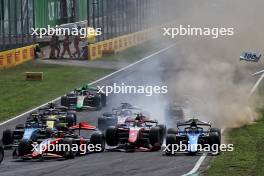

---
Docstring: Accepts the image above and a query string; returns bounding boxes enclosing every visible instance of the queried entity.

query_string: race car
[0,144,4,164]
[35,103,77,127]
[97,103,142,131]
[240,52,262,62]
[2,119,53,147]
[105,118,166,152]
[13,122,105,160]
[61,85,106,111]
[165,118,221,155]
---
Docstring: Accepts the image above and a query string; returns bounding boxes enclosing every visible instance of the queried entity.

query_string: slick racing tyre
[149,127,161,147]
[100,93,107,107]
[90,132,105,152]
[60,138,76,159]
[66,114,77,127]
[61,96,69,107]
[0,145,4,164]
[167,128,178,135]
[2,129,14,146]
[15,124,25,130]
[18,139,33,158]
[157,124,166,142]
[105,126,118,146]
[165,134,177,156]
[209,131,221,154]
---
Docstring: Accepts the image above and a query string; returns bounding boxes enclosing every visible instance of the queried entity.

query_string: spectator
[73,34,82,59]
[49,35,56,59]
[61,34,72,59]
[54,35,60,58]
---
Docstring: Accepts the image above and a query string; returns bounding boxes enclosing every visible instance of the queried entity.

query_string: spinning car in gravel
[61,85,106,111]
[165,118,221,155]
[105,117,166,152]
[97,103,143,131]
[13,122,105,160]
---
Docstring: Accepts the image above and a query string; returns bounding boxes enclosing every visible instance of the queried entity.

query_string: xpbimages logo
[163,142,234,155]
[31,25,102,38]
[97,83,168,96]
[163,25,234,39]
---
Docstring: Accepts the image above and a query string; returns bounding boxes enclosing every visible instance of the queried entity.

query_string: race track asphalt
[0,45,212,176]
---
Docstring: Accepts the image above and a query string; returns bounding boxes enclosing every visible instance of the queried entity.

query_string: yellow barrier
[0,45,36,69]
[88,29,153,60]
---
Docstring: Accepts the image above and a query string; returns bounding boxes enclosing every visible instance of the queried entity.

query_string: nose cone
[128,130,139,143]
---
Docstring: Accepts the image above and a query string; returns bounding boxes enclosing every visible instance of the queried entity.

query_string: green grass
[0,61,114,122]
[100,41,163,62]
[204,110,264,176]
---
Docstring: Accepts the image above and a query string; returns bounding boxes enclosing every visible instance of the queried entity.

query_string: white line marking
[182,129,225,176]
[183,67,264,175]
[0,44,176,126]
[249,72,264,97]
[182,154,207,176]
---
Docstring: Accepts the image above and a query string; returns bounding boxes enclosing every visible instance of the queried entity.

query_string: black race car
[13,122,105,160]
[61,85,106,111]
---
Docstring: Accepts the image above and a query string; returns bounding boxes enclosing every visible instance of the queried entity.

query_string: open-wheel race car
[12,122,105,160]
[97,103,142,131]
[2,119,53,148]
[61,85,106,111]
[105,118,166,152]
[165,118,221,155]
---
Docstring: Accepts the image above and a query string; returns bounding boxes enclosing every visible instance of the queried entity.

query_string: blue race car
[165,119,221,155]
[2,118,52,148]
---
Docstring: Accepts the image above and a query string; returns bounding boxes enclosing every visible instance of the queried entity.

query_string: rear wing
[69,122,96,131]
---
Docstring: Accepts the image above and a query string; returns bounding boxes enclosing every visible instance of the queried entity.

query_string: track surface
[0,46,211,176]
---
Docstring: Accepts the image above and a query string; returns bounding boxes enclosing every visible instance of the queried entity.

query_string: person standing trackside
[61,34,72,59]
[54,35,60,58]
[49,35,56,59]
[73,34,82,59]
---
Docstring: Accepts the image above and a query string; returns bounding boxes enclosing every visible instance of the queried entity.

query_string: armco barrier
[88,29,154,60]
[0,45,36,69]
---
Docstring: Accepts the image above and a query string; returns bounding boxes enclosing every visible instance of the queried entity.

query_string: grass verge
[0,61,114,122]
[204,109,264,176]
[100,41,163,62]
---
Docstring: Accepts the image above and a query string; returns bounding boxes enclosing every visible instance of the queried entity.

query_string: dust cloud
[152,0,264,128]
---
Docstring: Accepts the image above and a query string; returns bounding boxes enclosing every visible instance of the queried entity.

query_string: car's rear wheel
[15,124,24,130]
[157,124,166,142]
[18,139,33,157]
[90,132,105,152]
[105,126,118,146]
[101,94,107,107]
[209,131,221,154]
[167,128,178,134]
[0,145,4,164]
[66,114,76,127]
[2,129,14,146]
[60,138,76,159]
[149,127,161,147]
[61,96,69,107]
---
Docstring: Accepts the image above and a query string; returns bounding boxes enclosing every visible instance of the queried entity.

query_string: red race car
[13,122,105,160]
[105,119,165,152]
